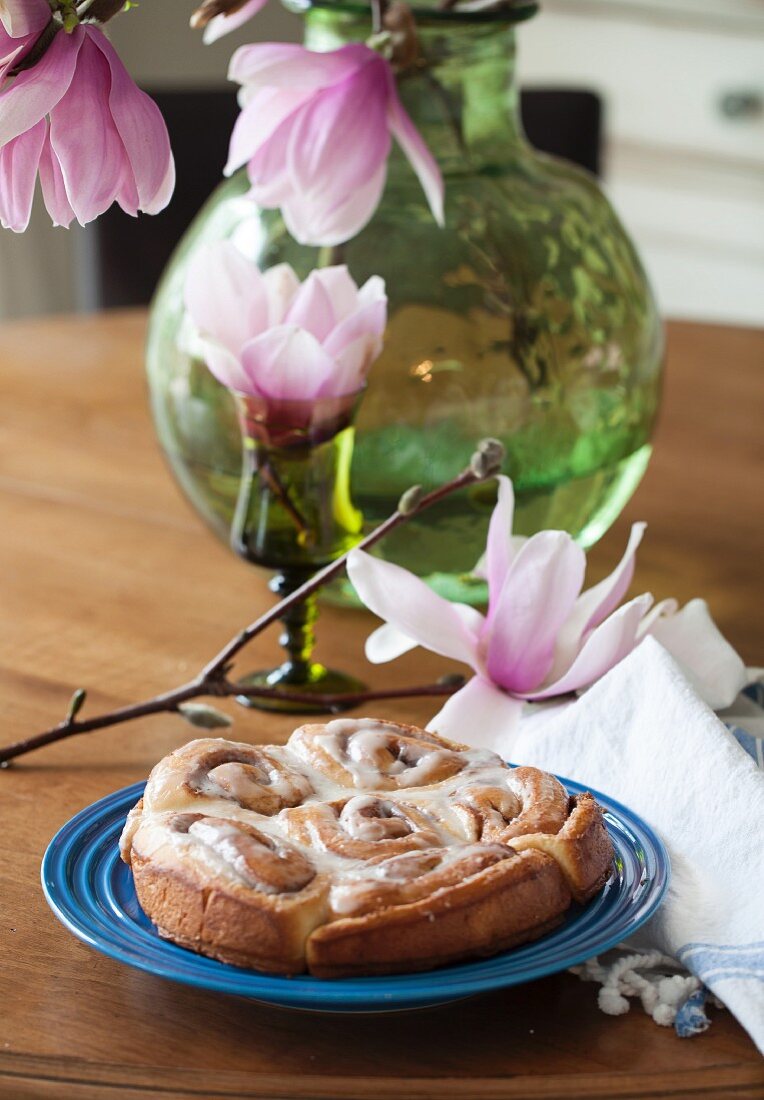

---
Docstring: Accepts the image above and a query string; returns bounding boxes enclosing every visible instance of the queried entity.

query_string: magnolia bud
[178,702,233,730]
[437,673,466,688]
[66,688,87,723]
[398,485,424,515]
[470,438,505,478]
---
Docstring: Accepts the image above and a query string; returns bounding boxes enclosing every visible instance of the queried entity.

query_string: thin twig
[370,0,388,36]
[0,442,502,766]
[88,0,128,23]
[221,679,463,708]
[0,680,462,765]
[198,464,478,683]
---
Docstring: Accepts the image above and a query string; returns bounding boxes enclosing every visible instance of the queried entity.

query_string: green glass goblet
[230,389,366,713]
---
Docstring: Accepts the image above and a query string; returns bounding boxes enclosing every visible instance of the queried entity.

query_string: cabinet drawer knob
[719,91,763,119]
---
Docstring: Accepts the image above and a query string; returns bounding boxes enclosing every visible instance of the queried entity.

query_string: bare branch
[0,444,502,765]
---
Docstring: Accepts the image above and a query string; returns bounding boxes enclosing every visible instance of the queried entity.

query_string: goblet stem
[236,567,365,714]
[273,568,319,682]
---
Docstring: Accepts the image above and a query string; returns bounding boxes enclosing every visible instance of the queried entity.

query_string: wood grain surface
[1,312,762,1099]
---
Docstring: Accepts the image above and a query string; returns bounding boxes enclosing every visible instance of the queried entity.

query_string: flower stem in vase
[231,390,366,714]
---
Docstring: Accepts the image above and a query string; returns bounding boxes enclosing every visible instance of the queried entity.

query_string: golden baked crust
[120,719,615,977]
[307,848,571,978]
[128,812,329,975]
[508,792,615,903]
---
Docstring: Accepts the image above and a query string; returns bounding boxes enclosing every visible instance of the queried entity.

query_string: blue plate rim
[41,773,670,1008]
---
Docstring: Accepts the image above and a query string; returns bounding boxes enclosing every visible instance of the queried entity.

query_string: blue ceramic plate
[41,777,669,1012]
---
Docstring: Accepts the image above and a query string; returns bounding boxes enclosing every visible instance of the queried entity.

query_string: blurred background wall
[519,0,764,327]
[0,0,761,325]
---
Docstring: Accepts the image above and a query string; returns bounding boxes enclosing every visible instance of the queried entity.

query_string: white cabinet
[518,0,764,326]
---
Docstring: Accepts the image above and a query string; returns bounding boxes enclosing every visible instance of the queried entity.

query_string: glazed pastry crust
[121,720,615,977]
[508,792,616,903]
[128,819,329,975]
[307,849,571,978]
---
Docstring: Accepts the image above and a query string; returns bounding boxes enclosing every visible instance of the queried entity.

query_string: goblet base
[236,662,366,715]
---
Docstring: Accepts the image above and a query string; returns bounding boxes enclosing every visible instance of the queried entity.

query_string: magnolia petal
[202,0,268,44]
[198,338,254,393]
[582,521,647,630]
[322,333,380,397]
[484,475,516,610]
[286,60,390,199]
[645,598,747,710]
[366,622,419,664]
[310,266,362,323]
[245,129,294,204]
[0,0,48,37]
[262,262,301,326]
[387,76,444,226]
[528,592,654,700]
[473,536,527,582]
[284,269,337,342]
[48,33,128,225]
[323,282,387,360]
[281,162,386,247]
[485,531,586,693]
[551,522,647,682]
[0,117,45,231]
[365,601,486,665]
[358,272,387,307]
[38,130,75,227]
[229,42,366,93]
[0,34,31,83]
[427,676,524,755]
[348,548,484,671]
[635,597,679,639]
[90,29,174,215]
[184,241,269,355]
[0,25,81,146]
[226,86,310,176]
[239,325,337,400]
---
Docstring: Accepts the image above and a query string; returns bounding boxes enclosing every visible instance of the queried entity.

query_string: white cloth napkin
[510,637,764,1053]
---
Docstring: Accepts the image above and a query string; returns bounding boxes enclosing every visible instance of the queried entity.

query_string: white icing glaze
[328,843,511,916]
[339,795,413,842]
[126,721,570,923]
[316,719,461,789]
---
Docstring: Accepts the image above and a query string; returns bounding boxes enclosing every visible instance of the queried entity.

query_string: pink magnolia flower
[347,476,746,752]
[184,241,387,402]
[226,42,444,247]
[200,0,267,44]
[0,16,174,232]
[1,0,50,80]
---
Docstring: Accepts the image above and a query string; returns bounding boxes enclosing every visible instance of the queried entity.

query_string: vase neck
[303,15,526,173]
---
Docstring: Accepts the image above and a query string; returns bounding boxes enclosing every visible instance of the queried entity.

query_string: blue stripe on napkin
[724,724,763,767]
[677,942,764,981]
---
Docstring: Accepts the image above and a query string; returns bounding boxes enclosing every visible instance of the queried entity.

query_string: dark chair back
[81,89,239,311]
[522,88,602,177]
[85,87,602,309]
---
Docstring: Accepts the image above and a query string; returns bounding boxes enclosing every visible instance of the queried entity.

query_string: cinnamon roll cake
[120,719,614,977]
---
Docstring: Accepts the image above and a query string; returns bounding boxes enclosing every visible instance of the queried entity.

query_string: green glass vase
[230,391,365,712]
[146,0,663,607]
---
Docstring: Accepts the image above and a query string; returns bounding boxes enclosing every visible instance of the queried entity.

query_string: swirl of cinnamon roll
[288,718,468,791]
[164,813,316,894]
[329,843,514,917]
[126,810,328,975]
[449,766,569,843]
[142,737,314,816]
[283,794,444,861]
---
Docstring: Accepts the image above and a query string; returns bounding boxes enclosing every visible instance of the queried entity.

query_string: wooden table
[1,313,762,1099]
